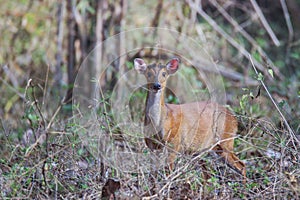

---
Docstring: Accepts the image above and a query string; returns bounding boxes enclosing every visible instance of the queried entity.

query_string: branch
[250,0,280,46]
[209,0,283,80]
[280,0,294,66]
[248,54,299,149]
[151,0,164,27]
[280,0,294,42]
[188,0,279,81]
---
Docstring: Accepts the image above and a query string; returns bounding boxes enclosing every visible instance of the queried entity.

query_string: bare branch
[151,0,164,27]
[250,0,280,46]
[209,0,282,80]
[188,0,279,80]
[249,54,299,148]
[280,0,294,42]
[280,0,294,66]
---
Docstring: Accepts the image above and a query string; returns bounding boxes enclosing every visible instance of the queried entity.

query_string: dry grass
[1,0,300,199]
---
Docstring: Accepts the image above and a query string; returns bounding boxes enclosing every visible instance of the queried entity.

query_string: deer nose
[153,83,161,90]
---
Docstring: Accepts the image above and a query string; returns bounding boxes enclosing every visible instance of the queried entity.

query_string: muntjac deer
[134,57,246,180]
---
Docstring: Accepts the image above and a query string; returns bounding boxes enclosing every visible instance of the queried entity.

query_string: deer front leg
[166,138,181,171]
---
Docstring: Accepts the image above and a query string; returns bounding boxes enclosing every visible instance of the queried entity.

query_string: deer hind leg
[221,150,246,178]
[198,159,211,183]
[214,144,246,183]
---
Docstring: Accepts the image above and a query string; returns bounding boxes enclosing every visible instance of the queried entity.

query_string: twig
[248,54,299,148]
[42,64,50,109]
[21,143,72,178]
[2,64,19,88]
[30,81,46,127]
[280,0,294,42]
[0,76,25,101]
[209,0,282,80]
[188,0,278,80]
[46,103,62,130]
[201,60,259,86]
[143,137,243,199]
[250,0,280,46]
[280,0,294,66]
[151,0,164,27]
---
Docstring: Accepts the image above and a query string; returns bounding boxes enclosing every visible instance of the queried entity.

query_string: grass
[1,1,300,198]
[1,71,299,199]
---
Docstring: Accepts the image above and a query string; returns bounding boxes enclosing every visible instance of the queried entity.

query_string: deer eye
[162,72,167,77]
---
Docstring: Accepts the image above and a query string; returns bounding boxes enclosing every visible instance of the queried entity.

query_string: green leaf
[126,61,134,70]
[291,52,300,59]
[28,113,39,122]
[249,92,254,98]
[278,100,286,109]
[257,73,264,81]
[253,51,262,62]
[268,69,274,78]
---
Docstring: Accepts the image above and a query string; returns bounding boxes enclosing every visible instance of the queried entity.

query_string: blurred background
[0,0,299,199]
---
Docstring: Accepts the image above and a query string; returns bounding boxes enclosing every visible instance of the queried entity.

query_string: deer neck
[144,89,166,136]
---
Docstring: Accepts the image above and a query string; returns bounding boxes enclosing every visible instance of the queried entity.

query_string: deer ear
[134,58,147,74]
[166,58,180,74]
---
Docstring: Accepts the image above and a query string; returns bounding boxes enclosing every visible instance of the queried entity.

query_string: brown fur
[134,58,246,181]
